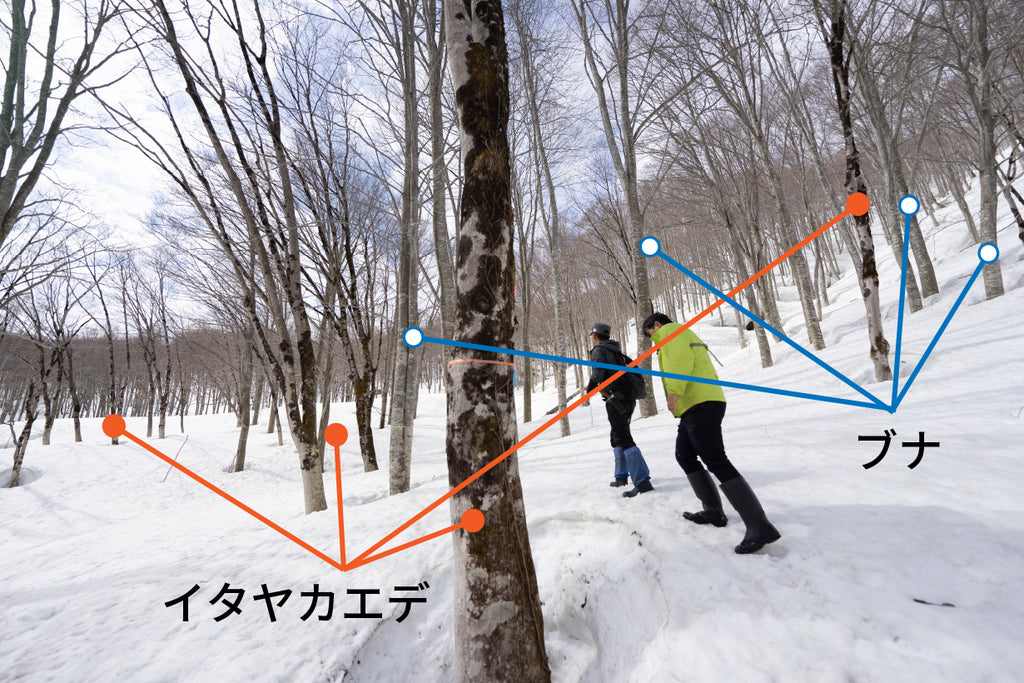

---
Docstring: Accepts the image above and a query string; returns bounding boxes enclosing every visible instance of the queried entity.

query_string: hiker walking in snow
[583,322,654,498]
[643,312,781,554]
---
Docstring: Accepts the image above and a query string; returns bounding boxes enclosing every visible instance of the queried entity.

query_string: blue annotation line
[421,335,885,411]
[892,194,921,408]
[413,197,998,416]
[893,258,988,409]
[892,212,913,408]
[653,252,890,410]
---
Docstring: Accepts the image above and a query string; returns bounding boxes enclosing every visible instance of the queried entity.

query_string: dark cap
[642,313,673,337]
[591,322,612,337]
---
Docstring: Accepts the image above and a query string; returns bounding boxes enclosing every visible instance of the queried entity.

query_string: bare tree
[811,0,892,382]
[118,0,329,512]
[86,252,122,444]
[280,16,393,472]
[571,0,677,416]
[678,0,826,350]
[424,0,458,341]
[323,0,425,494]
[508,0,575,435]
[6,376,37,487]
[1,0,129,249]
[927,0,1005,298]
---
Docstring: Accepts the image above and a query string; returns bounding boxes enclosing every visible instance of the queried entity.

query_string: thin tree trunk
[233,335,253,472]
[426,0,456,341]
[9,379,38,488]
[514,5,569,435]
[973,0,1003,298]
[388,0,420,496]
[817,0,891,381]
[66,348,83,442]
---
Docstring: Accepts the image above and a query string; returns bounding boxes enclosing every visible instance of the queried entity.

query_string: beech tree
[679,0,827,351]
[508,0,574,434]
[927,0,1006,299]
[443,0,550,679]
[812,0,892,382]
[281,16,389,473]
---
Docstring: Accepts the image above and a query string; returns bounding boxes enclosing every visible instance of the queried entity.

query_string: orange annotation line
[350,194,865,566]
[346,509,484,570]
[102,414,345,572]
[105,414,490,573]
[324,423,349,568]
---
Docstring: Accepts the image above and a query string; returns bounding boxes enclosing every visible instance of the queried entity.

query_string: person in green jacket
[643,312,780,554]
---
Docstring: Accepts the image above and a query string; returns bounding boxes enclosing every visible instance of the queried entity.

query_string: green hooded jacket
[651,322,726,417]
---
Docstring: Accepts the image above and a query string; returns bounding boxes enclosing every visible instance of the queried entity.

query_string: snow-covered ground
[3,190,1023,682]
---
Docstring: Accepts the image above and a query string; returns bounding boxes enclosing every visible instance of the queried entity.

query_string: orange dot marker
[461,508,485,533]
[103,414,126,438]
[324,423,348,447]
[846,192,870,216]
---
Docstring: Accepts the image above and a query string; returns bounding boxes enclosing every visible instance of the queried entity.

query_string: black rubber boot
[610,477,629,487]
[682,470,728,527]
[720,477,781,554]
[622,480,654,498]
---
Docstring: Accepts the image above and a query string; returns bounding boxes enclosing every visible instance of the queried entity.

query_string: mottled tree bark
[443,1,550,680]
[970,0,1003,298]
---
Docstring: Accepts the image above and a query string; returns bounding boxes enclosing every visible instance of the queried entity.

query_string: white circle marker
[639,236,661,257]
[898,194,920,216]
[978,243,999,264]
[403,327,425,348]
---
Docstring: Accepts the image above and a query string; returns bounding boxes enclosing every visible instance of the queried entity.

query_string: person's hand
[666,395,677,413]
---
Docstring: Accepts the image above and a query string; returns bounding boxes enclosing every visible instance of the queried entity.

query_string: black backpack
[615,351,647,400]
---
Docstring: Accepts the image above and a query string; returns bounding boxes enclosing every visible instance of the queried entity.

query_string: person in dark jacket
[584,323,653,497]
[643,312,780,554]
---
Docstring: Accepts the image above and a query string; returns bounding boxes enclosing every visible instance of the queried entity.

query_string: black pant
[606,395,637,450]
[674,401,740,483]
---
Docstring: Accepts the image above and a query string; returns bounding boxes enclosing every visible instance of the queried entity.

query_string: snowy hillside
[3,189,1024,682]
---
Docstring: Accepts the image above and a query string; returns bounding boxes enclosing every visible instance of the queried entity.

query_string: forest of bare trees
[3,0,1023,674]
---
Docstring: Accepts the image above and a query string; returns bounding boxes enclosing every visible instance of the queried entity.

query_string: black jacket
[586,339,625,395]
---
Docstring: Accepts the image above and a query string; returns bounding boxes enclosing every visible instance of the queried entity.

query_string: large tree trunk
[444,1,550,679]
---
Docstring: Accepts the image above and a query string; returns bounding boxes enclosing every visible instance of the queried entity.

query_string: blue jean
[613,447,628,479]
[623,445,650,484]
